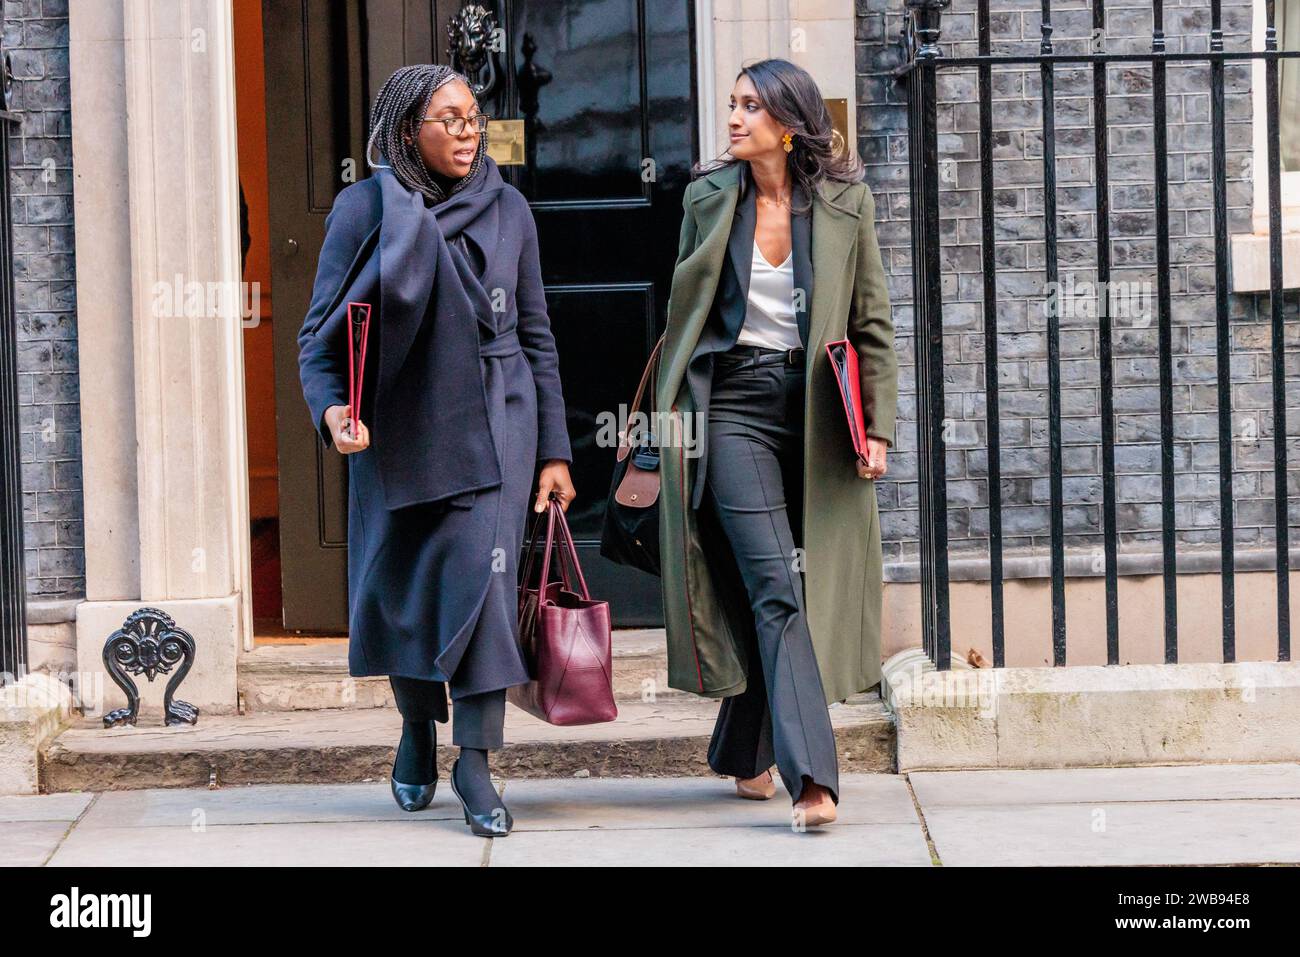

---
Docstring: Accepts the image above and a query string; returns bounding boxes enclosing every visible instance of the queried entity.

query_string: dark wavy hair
[692,58,864,215]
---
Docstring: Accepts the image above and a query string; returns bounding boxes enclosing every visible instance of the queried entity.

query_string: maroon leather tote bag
[510,496,617,725]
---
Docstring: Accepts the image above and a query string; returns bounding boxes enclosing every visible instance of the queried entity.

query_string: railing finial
[904,0,952,61]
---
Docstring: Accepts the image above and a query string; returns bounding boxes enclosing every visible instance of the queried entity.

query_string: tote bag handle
[519,495,587,616]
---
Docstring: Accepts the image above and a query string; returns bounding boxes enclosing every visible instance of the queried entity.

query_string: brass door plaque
[487,118,526,166]
[823,98,849,157]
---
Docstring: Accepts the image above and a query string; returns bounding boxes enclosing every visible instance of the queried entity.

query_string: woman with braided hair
[296,64,576,837]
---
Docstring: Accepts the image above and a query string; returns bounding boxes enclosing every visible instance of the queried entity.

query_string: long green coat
[654,161,899,705]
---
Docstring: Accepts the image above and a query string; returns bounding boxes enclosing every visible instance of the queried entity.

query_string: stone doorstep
[238,628,678,712]
[39,691,895,793]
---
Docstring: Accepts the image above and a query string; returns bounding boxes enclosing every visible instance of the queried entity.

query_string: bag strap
[518,501,557,616]
[541,497,586,597]
[518,496,586,610]
[549,501,590,599]
[617,333,667,462]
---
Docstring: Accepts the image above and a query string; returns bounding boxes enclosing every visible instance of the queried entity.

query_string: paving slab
[45,819,490,867]
[486,824,932,866]
[0,822,76,867]
[71,782,470,828]
[14,774,927,866]
[20,763,1298,866]
[0,791,94,823]
[496,773,920,829]
[911,763,1300,866]
[920,799,1300,866]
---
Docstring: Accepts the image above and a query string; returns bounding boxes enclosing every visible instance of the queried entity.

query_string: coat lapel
[376,169,441,400]
[694,164,742,269]
[458,197,502,336]
[659,164,739,392]
[806,178,861,350]
[725,165,755,336]
[791,180,813,348]
[458,195,498,284]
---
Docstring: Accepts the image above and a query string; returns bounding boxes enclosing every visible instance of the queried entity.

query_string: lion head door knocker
[101,607,199,728]
[448,3,501,98]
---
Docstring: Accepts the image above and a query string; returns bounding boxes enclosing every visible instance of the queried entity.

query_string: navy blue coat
[297,160,572,698]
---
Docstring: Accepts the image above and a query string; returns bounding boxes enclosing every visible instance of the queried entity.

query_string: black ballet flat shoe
[389,725,437,812]
[450,757,513,837]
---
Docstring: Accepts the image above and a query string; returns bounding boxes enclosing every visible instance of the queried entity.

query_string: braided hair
[365,64,488,204]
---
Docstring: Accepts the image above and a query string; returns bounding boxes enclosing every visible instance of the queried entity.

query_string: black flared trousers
[702,344,840,804]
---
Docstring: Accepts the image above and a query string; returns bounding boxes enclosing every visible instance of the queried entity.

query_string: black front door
[486,0,696,624]
[267,0,695,630]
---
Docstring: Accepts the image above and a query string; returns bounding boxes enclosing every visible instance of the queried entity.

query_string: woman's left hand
[856,438,888,480]
[535,460,577,512]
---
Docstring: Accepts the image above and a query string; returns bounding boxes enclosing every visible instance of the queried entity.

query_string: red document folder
[346,302,372,437]
[825,338,870,466]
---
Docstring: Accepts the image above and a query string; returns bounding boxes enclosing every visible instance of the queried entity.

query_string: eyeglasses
[421,113,490,135]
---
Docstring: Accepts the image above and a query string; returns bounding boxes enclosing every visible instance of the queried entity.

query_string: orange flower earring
[782,132,794,153]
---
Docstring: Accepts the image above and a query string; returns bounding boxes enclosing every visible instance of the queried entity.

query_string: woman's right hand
[325,404,370,453]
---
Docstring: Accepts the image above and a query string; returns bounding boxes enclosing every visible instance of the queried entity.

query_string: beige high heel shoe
[735,768,776,800]
[793,781,837,827]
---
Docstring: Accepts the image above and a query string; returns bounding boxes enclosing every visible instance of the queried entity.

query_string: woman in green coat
[655,59,898,828]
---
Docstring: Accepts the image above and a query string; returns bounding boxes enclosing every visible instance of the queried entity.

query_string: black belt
[718,345,805,369]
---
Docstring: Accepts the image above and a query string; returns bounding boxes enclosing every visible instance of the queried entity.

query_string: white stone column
[69,0,137,604]
[71,0,251,716]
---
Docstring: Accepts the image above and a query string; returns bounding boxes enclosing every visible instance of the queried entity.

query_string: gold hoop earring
[782,132,794,153]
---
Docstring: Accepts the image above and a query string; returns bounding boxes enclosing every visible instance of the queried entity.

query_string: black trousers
[702,344,840,804]
[388,676,506,750]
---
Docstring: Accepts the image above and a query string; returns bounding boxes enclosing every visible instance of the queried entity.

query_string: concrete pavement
[5,762,1300,866]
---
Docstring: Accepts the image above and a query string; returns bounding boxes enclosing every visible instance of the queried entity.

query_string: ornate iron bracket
[101,607,199,728]
[448,3,500,98]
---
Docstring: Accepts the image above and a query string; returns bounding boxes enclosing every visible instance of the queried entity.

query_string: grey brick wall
[4,0,82,600]
[857,0,1300,572]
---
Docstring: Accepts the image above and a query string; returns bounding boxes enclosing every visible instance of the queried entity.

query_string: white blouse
[735,239,802,351]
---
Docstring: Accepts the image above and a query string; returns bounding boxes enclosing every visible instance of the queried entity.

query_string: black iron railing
[897,0,1299,670]
[0,37,27,684]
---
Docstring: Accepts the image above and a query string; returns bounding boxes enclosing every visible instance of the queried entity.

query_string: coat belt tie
[479,328,522,359]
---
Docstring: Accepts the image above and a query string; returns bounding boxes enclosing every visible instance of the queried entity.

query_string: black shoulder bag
[598,334,665,577]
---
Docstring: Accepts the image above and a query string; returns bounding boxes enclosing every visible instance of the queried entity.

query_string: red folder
[346,301,372,437]
[825,338,870,466]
